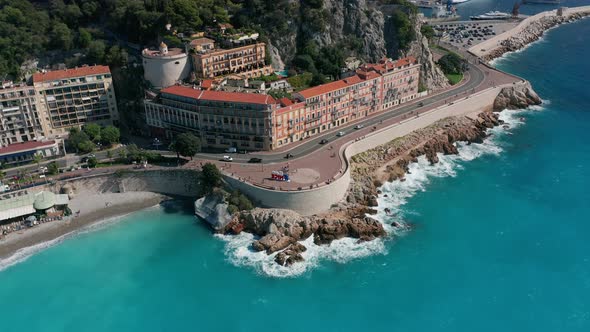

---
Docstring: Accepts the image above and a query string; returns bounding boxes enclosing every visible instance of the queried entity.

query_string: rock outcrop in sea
[207,84,542,268]
[493,81,542,111]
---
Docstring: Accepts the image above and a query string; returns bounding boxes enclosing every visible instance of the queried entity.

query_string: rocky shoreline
[483,11,589,62]
[205,84,542,267]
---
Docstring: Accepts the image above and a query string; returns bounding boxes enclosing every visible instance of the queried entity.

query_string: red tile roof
[201,79,214,90]
[33,66,111,83]
[393,56,417,68]
[278,97,294,107]
[0,140,56,156]
[297,80,350,99]
[161,85,277,105]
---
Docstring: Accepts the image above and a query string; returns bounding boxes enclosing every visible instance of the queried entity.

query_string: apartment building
[190,38,273,79]
[0,82,48,146]
[32,65,119,137]
[146,57,421,151]
[145,86,277,150]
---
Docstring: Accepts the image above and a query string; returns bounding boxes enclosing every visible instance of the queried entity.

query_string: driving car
[222,156,233,162]
[319,139,329,144]
[248,157,262,163]
[337,131,346,137]
[354,124,364,129]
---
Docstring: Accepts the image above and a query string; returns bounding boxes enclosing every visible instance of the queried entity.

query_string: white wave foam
[217,107,541,278]
[217,233,387,278]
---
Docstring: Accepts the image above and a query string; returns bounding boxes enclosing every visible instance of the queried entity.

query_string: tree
[421,25,435,40]
[87,40,106,63]
[78,140,95,154]
[201,163,222,193]
[47,161,59,175]
[32,153,43,168]
[87,156,98,168]
[101,126,120,145]
[67,127,91,153]
[117,148,128,163]
[78,27,92,48]
[437,53,468,75]
[171,133,201,160]
[50,21,73,50]
[83,123,101,142]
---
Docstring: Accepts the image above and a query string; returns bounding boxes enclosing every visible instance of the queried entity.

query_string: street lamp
[153,138,162,151]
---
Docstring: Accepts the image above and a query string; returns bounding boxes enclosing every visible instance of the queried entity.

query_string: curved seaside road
[195,60,490,164]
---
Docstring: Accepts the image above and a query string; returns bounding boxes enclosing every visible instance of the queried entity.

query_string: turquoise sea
[1,15,590,332]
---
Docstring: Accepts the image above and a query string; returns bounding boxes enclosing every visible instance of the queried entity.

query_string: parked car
[222,156,233,162]
[337,131,346,137]
[319,139,329,145]
[225,147,237,153]
[248,157,263,163]
[354,124,364,129]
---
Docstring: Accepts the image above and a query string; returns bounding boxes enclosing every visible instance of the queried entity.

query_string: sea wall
[35,169,203,198]
[471,6,590,61]
[223,84,516,215]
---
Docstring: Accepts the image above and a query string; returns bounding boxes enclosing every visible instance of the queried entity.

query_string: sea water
[1,18,590,332]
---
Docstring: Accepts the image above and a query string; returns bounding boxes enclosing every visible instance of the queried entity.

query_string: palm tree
[33,153,43,169]
[106,150,113,166]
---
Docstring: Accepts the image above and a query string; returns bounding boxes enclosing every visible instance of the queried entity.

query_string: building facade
[145,86,277,150]
[142,42,191,89]
[191,38,273,79]
[145,57,421,151]
[33,65,119,137]
[0,83,48,146]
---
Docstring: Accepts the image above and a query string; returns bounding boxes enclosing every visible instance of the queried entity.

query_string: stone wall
[38,169,202,198]
[223,83,517,215]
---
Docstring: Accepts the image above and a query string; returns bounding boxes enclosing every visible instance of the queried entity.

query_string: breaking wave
[217,105,545,278]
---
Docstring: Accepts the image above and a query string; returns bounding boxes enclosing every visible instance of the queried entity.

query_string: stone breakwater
[214,84,542,267]
[482,11,590,62]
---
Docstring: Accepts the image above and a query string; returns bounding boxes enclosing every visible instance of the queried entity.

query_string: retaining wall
[223,84,513,215]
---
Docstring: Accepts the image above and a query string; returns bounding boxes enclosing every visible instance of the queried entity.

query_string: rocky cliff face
[269,0,387,66]
[402,18,450,91]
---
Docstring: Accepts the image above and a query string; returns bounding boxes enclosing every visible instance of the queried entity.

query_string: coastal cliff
[215,84,541,267]
[265,0,387,66]
[400,16,450,91]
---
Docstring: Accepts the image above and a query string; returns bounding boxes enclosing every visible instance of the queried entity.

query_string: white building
[142,42,191,89]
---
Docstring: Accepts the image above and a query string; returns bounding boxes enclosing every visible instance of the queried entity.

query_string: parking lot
[433,21,519,49]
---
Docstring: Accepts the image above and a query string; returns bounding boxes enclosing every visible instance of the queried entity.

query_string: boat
[470,11,513,20]
[426,4,460,22]
[523,0,561,4]
[451,0,471,4]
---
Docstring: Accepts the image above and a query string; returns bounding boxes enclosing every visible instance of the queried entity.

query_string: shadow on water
[160,197,195,215]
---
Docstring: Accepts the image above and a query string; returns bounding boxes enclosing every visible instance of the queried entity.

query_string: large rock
[194,194,232,232]
[252,234,296,254]
[314,216,386,245]
[493,82,542,111]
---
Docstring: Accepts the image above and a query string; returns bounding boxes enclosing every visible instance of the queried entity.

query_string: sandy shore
[0,191,168,260]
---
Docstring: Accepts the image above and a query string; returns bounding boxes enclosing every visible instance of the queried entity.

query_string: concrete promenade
[181,54,523,215]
